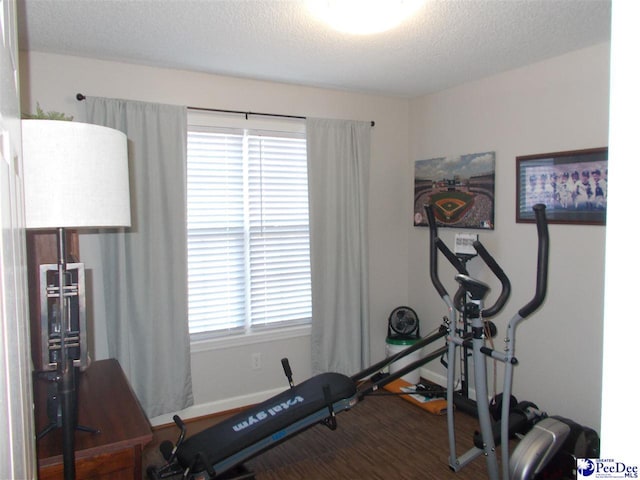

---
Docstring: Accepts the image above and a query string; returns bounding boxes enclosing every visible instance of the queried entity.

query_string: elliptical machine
[425,203,598,480]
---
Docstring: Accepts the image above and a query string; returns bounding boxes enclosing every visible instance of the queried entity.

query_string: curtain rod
[76,93,375,127]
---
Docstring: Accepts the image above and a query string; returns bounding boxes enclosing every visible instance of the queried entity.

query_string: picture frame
[516,147,608,225]
[414,151,496,230]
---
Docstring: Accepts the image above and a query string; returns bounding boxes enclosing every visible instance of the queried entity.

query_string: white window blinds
[187,126,312,337]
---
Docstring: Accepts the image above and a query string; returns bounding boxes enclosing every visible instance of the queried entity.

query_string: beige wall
[19,51,410,423]
[408,42,610,429]
[20,42,610,429]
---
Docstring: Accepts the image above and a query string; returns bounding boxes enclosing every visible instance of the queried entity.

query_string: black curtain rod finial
[76,93,86,101]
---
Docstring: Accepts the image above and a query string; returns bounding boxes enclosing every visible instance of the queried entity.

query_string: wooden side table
[35,359,153,479]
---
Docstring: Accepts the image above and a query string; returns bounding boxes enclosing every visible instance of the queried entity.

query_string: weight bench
[148,360,357,479]
[148,328,448,479]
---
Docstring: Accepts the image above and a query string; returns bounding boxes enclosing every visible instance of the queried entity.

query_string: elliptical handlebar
[472,241,511,318]
[425,204,509,318]
[518,203,549,318]
[425,204,467,299]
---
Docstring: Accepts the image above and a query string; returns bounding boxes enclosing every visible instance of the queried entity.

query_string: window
[187,117,312,339]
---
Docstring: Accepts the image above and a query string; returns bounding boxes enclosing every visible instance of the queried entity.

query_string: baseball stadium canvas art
[516,147,608,225]
[414,151,496,229]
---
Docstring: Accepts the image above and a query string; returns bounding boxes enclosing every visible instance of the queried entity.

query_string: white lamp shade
[22,120,131,229]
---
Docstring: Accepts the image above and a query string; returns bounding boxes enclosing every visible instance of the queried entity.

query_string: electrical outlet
[251,352,262,370]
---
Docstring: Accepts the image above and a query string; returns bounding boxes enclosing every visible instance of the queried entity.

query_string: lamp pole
[22,119,131,480]
[57,227,76,480]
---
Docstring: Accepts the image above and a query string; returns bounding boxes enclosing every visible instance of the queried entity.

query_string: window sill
[190,324,312,354]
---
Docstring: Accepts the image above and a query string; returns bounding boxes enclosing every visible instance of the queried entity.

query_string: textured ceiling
[17,0,612,98]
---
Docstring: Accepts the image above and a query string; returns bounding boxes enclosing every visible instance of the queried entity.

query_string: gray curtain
[306,118,371,375]
[83,97,193,417]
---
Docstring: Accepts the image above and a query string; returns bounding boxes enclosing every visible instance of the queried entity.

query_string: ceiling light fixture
[306,0,426,35]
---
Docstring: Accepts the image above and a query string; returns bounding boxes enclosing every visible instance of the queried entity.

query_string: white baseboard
[150,386,285,427]
[151,367,474,427]
[419,366,447,387]
[419,366,477,401]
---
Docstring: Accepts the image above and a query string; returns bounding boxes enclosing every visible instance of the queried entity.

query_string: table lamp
[22,119,131,480]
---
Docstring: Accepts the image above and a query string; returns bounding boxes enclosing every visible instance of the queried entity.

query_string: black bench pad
[176,372,357,473]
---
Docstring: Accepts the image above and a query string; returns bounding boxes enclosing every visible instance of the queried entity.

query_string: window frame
[186,111,312,345]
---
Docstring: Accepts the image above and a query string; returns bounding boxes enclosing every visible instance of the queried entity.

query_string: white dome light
[306,0,426,35]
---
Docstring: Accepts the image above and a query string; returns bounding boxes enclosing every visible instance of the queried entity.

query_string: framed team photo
[516,147,608,225]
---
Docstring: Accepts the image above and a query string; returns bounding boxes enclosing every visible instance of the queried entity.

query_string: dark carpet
[143,391,495,479]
